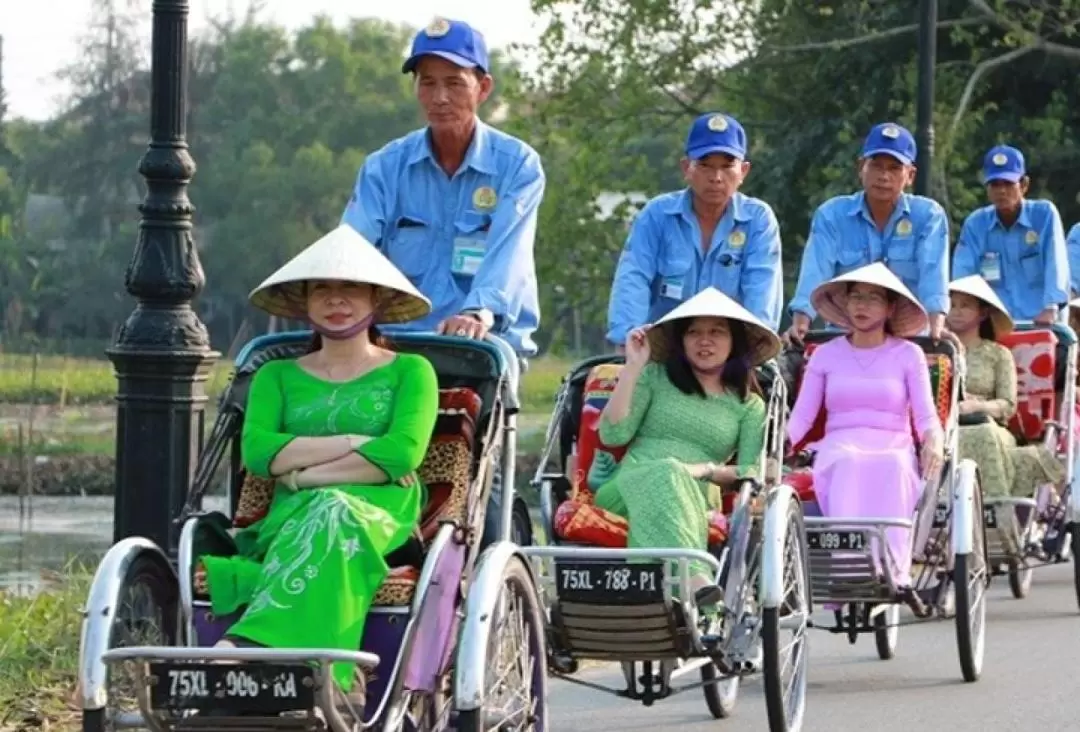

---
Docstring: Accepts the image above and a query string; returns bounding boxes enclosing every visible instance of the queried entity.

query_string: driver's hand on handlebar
[1033,306,1058,326]
[438,313,489,340]
[782,313,811,347]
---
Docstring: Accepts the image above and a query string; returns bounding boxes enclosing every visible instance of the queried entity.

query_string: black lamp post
[107,0,219,556]
[914,0,937,196]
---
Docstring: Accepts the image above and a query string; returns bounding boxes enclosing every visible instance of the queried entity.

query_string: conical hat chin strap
[310,308,381,341]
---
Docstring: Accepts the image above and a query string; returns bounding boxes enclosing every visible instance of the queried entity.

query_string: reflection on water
[0,495,226,595]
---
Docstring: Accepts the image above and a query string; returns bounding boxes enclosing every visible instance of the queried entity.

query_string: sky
[1,0,545,121]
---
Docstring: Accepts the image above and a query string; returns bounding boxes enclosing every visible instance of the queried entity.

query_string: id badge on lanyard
[451,238,486,276]
[980,252,1002,284]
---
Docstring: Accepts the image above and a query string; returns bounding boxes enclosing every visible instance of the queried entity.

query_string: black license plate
[806,530,868,551]
[983,505,998,529]
[149,662,315,713]
[554,561,664,604]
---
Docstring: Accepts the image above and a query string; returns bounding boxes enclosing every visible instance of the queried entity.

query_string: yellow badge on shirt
[896,219,913,236]
[728,230,746,248]
[1025,230,1038,245]
[472,186,497,210]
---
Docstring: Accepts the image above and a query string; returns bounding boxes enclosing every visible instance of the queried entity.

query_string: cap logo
[707,114,728,132]
[728,230,746,248]
[472,186,497,210]
[882,125,901,139]
[426,17,451,38]
[1025,230,1038,245]
[992,152,1008,166]
[896,219,913,236]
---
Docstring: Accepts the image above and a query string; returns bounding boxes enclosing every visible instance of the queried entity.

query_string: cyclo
[979,320,1080,601]
[76,323,548,729]
[781,285,988,681]
[528,291,811,732]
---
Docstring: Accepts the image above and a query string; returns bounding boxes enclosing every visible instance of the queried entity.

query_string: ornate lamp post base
[109,0,219,557]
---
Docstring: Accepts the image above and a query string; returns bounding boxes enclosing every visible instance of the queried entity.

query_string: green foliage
[0,568,90,730]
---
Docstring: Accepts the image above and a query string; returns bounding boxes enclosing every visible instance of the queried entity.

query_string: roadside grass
[0,561,89,731]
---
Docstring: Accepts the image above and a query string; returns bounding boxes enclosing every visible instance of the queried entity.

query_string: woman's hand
[957,399,980,416]
[919,431,945,482]
[624,327,652,368]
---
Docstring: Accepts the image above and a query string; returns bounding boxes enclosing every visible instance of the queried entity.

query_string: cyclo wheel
[704,484,761,718]
[1007,557,1033,599]
[761,495,810,732]
[82,549,178,732]
[953,464,989,683]
[873,604,900,660]
[456,556,547,732]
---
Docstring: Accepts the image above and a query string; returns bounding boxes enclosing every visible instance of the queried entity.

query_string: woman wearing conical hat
[197,225,438,708]
[787,262,945,617]
[593,286,780,608]
[949,276,1066,499]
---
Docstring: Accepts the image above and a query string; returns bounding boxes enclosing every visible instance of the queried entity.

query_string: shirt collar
[663,189,751,223]
[849,191,912,221]
[991,199,1033,230]
[406,118,496,176]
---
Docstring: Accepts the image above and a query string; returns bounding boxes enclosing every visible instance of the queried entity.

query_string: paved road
[545,563,1080,731]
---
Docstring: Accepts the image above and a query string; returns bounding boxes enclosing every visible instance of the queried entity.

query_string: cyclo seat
[190,337,485,608]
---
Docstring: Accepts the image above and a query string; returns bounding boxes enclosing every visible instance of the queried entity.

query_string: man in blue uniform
[1066,222,1080,297]
[785,122,950,342]
[341,17,544,358]
[606,112,783,347]
[952,145,1068,324]
[341,18,545,549]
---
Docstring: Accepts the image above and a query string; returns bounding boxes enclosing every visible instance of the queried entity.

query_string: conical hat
[810,262,928,338]
[948,275,1014,337]
[646,287,782,366]
[249,225,431,324]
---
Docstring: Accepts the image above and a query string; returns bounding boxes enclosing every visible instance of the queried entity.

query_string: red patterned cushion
[998,329,1058,441]
[573,364,628,500]
[783,469,816,502]
[553,500,728,546]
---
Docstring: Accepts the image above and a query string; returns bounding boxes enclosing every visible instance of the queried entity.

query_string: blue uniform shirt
[952,199,1069,320]
[341,120,544,356]
[1067,222,1080,296]
[606,189,783,344]
[788,191,950,319]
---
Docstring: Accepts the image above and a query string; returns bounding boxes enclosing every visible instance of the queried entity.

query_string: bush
[0,353,234,405]
[0,352,575,413]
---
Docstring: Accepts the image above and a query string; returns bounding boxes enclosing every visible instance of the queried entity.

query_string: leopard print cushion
[417,437,472,541]
[234,473,277,527]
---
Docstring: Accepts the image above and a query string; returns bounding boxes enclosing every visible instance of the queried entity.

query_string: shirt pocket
[657,253,694,303]
[835,245,865,273]
[387,215,431,278]
[886,240,918,284]
[1019,248,1043,286]
[451,213,493,282]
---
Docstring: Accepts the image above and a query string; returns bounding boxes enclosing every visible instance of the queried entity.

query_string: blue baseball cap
[982,145,1025,183]
[685,113,747,161]
[402,18,490,75]
[860,122,917,165]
